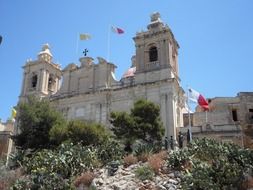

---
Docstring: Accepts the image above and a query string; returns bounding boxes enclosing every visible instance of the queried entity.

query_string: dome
[122,67,136,78]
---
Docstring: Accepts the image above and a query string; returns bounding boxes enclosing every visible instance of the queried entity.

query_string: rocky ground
[77,162,182,190]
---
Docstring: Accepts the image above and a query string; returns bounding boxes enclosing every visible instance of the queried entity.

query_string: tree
[131,99,164,142]
[50,120,111,147]
[13,96,66,149]
[110,99,164,145]
[66,120,111,146]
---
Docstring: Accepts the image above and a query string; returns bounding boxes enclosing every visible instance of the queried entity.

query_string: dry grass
[147,153,165,174]
[137,153,151,163]
[123,154,138,167]
[244,136,253,149]
[74,171,96,188]
[155,150,168,160]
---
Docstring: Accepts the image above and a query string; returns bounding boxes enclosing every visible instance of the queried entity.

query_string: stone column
[140,45,145,71]
[169,43,173,68]
[36,70,41,91]
[39,70,45,93]
[167,92,177,140]
[159,40,164,66]
[20,72,27,96]
[160,94,168,137]
[165,40,170,66]
[44,71,49,92]
[135,45,141,72]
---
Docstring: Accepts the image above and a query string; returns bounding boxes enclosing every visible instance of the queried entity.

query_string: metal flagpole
[107,25,111,62]
[205,110,208,123]
[187,89,192,141]
[76,33,80,60]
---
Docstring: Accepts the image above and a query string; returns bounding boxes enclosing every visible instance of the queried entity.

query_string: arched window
[31,75,37,88]
[149,46,158,62]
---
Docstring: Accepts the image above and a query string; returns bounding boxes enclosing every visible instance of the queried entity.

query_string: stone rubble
[79,162,182,190]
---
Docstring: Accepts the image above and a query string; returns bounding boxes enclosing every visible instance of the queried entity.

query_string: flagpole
[205,110,208,123]
[187,89,192,141]
[107,25,111,62]
[76,33,79,60]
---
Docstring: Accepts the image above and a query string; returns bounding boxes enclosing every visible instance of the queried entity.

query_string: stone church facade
[19,13,185,139]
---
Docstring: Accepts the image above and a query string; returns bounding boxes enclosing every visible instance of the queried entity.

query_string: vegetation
[10,143,97,189]
[147,152,166,174]
[96,138,124,165]
[50,120,111,147]
[110,99,164,149]
[135,165,154,181]
[123,154,138,167]
[3,97,253,189]
[74,171,96,188]
[168,138,253,190]
[13,96,66,149]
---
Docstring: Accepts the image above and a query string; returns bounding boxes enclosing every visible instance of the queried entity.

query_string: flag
[79,33,91,40]
[188,88,209,111]
[11,107,17,122]
[111,26,124,34]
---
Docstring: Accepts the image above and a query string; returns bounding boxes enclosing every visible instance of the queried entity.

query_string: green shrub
[168,138,253,190]
[50,120,111,147]
[9,149,33,169]
[110,99,164,146]
[135,165,154,181]
[134,143,154,162]
[10,142,100,189]
[13,96,66,150]
[97,139,124,165]
[134,143,155,156]
[11,177,32,190]
[182,161,219,190]
[167,148,191,170]
[25,142,99,178]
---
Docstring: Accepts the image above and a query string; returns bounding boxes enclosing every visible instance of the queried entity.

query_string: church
[19,12,186,139]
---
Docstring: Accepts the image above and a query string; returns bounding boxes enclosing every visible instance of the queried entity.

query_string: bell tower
[133,12,180,84]
[19,44,62,102]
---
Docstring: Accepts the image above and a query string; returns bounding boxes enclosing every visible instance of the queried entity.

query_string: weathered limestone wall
[179,124,243,146]
[0,122,14,159]
[193,111,232,126]
[52,79,184,139]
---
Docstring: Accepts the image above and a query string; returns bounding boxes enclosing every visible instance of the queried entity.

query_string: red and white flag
[111,26,124,34]
[188,88,209,111]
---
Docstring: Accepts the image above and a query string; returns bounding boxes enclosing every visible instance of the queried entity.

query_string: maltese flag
[111,26,124,34]
[188,88,209,111]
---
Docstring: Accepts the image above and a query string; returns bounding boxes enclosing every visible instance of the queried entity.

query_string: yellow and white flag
[11,108,17,118]
[11,107,17,120]
[79,33,91,40]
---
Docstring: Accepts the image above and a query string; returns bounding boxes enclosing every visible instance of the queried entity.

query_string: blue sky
[0,0,253,121]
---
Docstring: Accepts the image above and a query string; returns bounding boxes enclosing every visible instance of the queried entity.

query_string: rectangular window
[232,109,238,122]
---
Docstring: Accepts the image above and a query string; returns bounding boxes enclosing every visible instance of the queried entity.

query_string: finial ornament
[42,43,50,51]
[150,12,161,22]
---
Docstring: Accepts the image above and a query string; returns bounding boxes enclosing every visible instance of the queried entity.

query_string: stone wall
[52,78,184,139]
[0,122,14,160]
[179,124,243,146]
